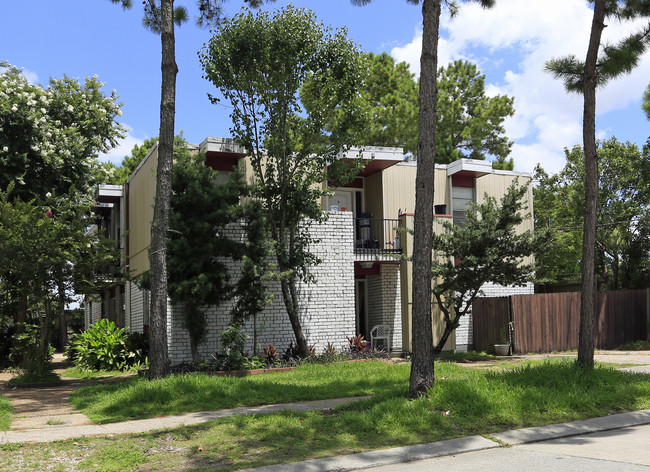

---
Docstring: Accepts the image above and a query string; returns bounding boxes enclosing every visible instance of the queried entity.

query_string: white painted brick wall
[364,265,402,351]
[165,212,356,364]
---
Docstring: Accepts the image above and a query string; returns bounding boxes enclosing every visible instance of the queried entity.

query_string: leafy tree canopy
[437,60,514,168]
[200,5,367,356]
[431,180,540,353]
[0,65,124,203]
[350,52,419,155]
[534,137,650,289]
[326,55,515,168]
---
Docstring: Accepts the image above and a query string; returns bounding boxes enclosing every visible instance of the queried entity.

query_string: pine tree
[546,0,650,369]
[351,0,495,398]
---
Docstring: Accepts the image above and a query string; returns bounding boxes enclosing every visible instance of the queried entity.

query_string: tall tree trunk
[40,297,50,359]
[280,275,309,357]
[15,289,27,327]
[577,0,606,370]
[409,0,441,398]
[58,277,68,350]
[148,0,176,378]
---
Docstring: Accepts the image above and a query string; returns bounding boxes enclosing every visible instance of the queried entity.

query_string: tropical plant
[67,319,146,371]
[347,334,369,353]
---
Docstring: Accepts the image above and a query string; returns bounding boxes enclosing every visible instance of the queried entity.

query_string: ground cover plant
[5,359,650,471]
[617,340,650,351]
[0,395,11,430]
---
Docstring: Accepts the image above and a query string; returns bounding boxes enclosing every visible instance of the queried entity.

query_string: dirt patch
[1,353,134,430]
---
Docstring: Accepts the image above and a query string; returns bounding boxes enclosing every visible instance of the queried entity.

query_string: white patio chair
[370,324,391,351]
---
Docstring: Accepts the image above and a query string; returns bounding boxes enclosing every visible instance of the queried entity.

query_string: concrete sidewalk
[0,396,371,444]
[1,351,648,468]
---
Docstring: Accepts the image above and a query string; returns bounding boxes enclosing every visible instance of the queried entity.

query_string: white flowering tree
[0,64,124,201]
[0,64,124,363]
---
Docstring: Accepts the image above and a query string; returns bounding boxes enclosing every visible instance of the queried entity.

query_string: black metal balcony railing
[354,218,403,255]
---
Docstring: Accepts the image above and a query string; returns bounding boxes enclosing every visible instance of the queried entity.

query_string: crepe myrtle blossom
[0,64,125,201]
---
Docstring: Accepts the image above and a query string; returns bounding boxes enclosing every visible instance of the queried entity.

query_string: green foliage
[437,60,514,165]
[546,3,650,93]
[617,340,650,350]
[200,5,367,356]
[0,395,11,431]
[643,83,650,120]
[328,54,515,166]
[534,137,650,288]
[67,319,147,371]
[0,326,13,369]
[219,325,250,370]
[431,180,541,353]
[350,52,419,155]
[167,146,269,365]
[0,65,124,203]
[10,323,55,380]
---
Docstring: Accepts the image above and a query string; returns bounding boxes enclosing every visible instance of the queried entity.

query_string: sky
[2,0,649,175]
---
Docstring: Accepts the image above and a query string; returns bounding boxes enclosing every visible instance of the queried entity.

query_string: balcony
[354,217,403,262]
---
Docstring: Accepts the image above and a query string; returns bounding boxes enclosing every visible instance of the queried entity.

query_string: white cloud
[0,65,39,84]
[22,68,39,85]
[97,125,146,165]
[389,0,650,174]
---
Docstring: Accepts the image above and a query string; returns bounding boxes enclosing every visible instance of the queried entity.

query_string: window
[452,186,474,228]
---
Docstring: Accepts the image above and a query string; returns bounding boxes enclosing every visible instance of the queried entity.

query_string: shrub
[283,342,316,362]
[347,334,369,353]
[220,325,249,370]
[261,343,280,365]
[0,325,14,369]
[67,319,146,371]
[10,323,55,381]
[126,331,150,360]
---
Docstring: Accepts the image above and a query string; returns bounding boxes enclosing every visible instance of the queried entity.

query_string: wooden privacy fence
[473,289,649,354]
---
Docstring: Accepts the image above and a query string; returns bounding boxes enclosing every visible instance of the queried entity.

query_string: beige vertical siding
[128,146,158,276]
[364,172,384,219]
[476,172,534,265]
[381,163,449,220]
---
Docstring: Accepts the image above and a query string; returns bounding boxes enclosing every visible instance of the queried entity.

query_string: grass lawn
[0,395,11,430]
[61,365,140,380]
[69,360,406,423]
[2,359,649,471]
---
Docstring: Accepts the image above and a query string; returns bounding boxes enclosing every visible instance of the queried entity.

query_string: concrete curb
[236,409,650,472]
[0,396,371,445]
[238,435,498,472]
[491,409,650,446]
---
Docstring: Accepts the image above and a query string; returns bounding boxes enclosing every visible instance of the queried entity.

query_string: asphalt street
[354,423,650,471]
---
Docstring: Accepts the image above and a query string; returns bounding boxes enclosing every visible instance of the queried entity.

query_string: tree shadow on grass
[69,361,411,423]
